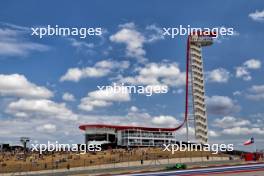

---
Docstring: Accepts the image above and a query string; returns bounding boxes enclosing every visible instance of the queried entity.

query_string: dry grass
[0,148,228,173]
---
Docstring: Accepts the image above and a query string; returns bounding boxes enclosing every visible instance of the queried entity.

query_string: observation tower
[185,33,215,143]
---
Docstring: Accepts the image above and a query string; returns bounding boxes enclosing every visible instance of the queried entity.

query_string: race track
[122,163,264,176]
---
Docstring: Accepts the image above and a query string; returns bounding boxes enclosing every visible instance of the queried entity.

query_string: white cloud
[0,74,53,99]
[62,92,75,101]
[249,9,264,22]
[125,107,181,128]
[151,115,179,127]
[213,116,250,128]
[211,115,264,137]
[0,115,84,144]
[246,85,264,101]
[0,26,49,56]
[206,95,240,115]
[119,62,185,88]
[127,106,151,121]
[36,124,57,133]
[6,99,78,121]
[78,106,176,130]
[235,59,261,81]
[110,23,164,62]
[206,68,230,83]
[222,127,264,135]
[0,22,29,31]
[60,67,110,82]
[130,106,138,112]
[78,86,130,111]
[140,63,181,77]
[119,75,159,85]
[251,113,264,119]
[0,41,48,57]
[235,66,251,81]
[110,22,146,60]
[209,130,219,137]
[95,60,130,70]
[243,59,261,69]
[68,38,94,49]
[67,38,96,55]
[145,24,165,42]
[78,98,112,111]
[233,91,241,96]
[177,126,195,138]
[60,60,129,82]
[249,85,264,94]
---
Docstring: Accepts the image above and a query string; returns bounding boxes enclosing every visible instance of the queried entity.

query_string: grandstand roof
[79,124,176,132]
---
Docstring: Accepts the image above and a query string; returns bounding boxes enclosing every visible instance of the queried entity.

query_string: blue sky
[0,0,264,151]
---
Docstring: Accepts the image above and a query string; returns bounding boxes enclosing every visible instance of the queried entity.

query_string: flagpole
[254,139,257,161]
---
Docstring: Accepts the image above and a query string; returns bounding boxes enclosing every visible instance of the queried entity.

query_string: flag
[244,137,254,146]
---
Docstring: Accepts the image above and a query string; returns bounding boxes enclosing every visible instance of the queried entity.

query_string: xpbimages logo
[97,83,168,97]
[31,25,102,38]
[163,25,234,38]
[31,141,102,154]
[163,141,234,154]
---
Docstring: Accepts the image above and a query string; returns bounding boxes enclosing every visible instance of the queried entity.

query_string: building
[79,124,177,147]
[185,34,214,144]
[79,34,215,147]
